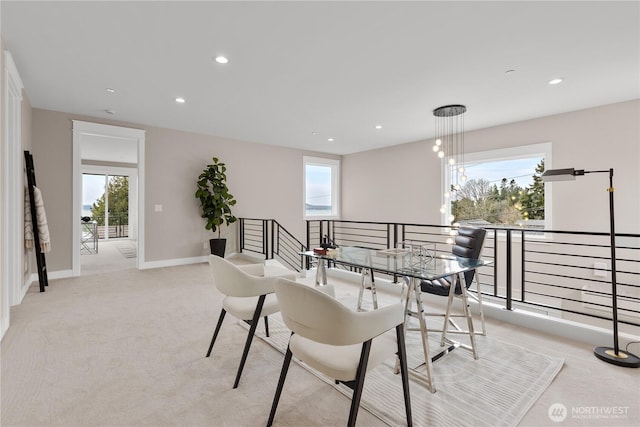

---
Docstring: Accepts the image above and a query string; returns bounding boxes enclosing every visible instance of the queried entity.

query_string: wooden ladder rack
[24,150,49,292]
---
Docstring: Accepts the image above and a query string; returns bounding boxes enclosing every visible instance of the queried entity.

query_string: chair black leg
[264,316,270,337]
[206,309,226,357]
[267,341,293,427]
[347,340,372,427]
[233,294,266,389]
[396,324,413,427]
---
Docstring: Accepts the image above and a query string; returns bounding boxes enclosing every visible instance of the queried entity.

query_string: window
[82,173,130,239]
[304,156,340,218]
[442,142,551,229]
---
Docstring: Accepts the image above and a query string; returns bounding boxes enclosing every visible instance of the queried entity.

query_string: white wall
[2,46,34,338]
[31,109,337,271]
[342,99,640,234]
[26,99,640,275]
[342,139,441,224]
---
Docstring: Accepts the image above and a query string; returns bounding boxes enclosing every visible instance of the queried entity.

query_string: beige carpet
[80,239,136,275]
[1,264,386,427]
[2,263,639,426]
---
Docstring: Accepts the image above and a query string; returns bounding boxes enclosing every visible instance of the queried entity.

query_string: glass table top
[301,246,491,281]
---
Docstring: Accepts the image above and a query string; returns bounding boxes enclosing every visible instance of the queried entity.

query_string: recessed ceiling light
[375,125,382,130]
[175,97,186,103]
[106,88,116,93]
[311,131,317,135]
[215,56,229,64]
[505,69,516,75]
[327,138,335,142]
[104,109,115,115]
[548,78,564,85]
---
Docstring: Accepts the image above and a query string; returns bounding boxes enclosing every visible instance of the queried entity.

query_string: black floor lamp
[542,167,640,368]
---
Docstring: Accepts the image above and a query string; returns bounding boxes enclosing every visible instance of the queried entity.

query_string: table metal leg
[395,276,412,375]
[461,285,478,359]
[370,270,379,309]
[440,274,458,347]
[315,258,327,286]
[357,268,378,311]
[438,273,479,359]
[402,274,485,393]
[397,277,436,392]
[411,277,436,393]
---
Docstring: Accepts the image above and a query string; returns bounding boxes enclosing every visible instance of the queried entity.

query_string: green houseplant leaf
[195,157,237,238]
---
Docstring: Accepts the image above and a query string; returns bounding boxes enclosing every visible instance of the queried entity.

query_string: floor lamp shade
[541,168,639,368]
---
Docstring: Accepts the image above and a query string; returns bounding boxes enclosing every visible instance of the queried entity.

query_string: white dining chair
[268,278,412,427]
[206,255,293,389]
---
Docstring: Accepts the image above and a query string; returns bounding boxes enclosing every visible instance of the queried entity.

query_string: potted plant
[195,157,237,257]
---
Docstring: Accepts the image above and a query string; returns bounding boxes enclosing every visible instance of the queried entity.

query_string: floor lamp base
[594,346,640,368]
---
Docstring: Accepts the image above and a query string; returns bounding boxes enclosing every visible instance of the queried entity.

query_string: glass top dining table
[301,245,489,284]
[300,245,492,392]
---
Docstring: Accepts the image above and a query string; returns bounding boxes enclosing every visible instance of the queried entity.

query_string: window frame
[441,142,552,229]
[303,156,341,220]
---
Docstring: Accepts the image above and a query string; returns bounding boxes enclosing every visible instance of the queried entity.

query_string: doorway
[80,169,137,275]
[72,121,146,276]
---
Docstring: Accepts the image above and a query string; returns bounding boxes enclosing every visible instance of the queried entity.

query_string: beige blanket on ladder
[24,186,52,253]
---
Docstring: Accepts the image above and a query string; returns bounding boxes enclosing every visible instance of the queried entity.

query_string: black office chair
[420,226,487,359]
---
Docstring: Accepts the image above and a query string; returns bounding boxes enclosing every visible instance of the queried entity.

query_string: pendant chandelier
[432,104,467,230]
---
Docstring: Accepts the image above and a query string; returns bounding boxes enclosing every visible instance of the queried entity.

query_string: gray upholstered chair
[420,226,487,358]
[268,278,412,427]
[206,255,293,389]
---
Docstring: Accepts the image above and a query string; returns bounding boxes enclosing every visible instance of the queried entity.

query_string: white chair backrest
[209,255,274,298]
[275,278,403,346]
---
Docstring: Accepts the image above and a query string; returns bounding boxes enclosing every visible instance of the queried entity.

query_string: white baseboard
[228,252,266,264]
[39,258,207,282]
[139,256,208,270]
[20,274,35,303]
[48,269,74,280]
[1,311,9,341]
[43,253,252,279]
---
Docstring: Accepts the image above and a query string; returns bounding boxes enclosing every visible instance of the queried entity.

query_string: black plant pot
[209,238,227,257]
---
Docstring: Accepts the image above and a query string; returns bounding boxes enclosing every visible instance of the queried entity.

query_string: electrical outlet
[203,241,208,249]
[593,262,608,277]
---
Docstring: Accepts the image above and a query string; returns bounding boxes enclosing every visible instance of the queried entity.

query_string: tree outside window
[91,175,129,228]
[450,156,546,228]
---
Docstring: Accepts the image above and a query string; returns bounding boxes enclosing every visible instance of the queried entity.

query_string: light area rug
[116,241,137,258]
[247,292,564,426]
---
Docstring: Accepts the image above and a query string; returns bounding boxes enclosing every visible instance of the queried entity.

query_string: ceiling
[2,1,639,155]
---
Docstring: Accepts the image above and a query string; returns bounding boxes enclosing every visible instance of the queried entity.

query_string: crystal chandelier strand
[432,104,467,227]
